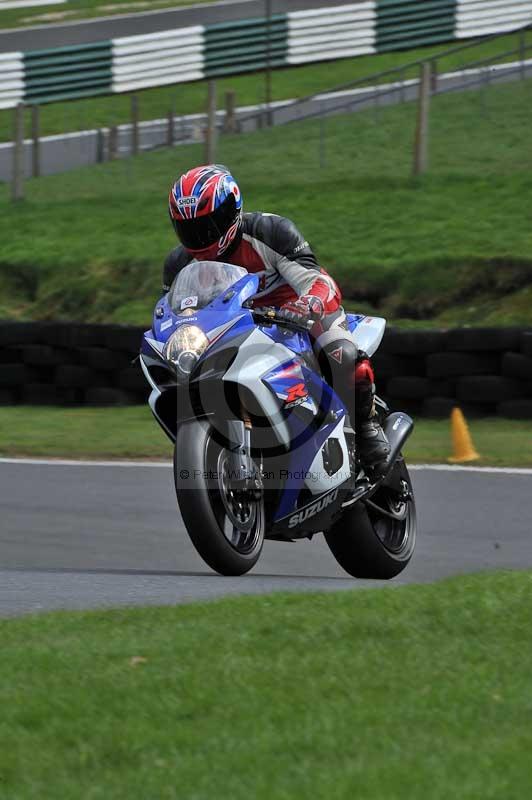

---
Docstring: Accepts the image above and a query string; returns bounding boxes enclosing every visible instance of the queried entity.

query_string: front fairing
[142,273,260,362]
[141,273,354,538]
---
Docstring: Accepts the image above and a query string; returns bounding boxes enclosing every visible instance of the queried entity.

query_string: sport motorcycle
[140,260,416,577]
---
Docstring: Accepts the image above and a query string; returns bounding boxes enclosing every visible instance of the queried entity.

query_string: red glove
[279,295,325,323]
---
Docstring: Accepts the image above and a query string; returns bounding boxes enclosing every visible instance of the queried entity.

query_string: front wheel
[324,459,416,579]
[174,420,265,576]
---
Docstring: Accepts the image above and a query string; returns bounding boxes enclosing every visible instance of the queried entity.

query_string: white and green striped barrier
[1,0,531,108]
[456,0,532,37]
[287,3,376,65]
[112,26,204,93]
[0,51,24,109]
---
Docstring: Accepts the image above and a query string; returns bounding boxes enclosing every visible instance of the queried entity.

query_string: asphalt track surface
[1,459,531,617]
[0,0,353,52]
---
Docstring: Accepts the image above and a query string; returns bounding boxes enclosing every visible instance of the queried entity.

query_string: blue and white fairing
[141,271,259,362]
[140,262,387,536]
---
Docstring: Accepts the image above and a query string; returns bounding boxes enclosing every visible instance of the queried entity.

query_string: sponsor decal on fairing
[284,382,308,409]
[181,296,198,310]
[287,488,339,529]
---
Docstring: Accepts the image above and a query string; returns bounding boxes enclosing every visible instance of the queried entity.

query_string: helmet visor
[173,194,237,250]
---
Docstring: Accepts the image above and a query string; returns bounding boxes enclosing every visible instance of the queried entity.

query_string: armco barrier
[286,4,376,65]
[23,42,113,104]
[1,2,531,107]
[1,322,532,417]
[205,16,288,77]
[376,0,458,52]
[455,0,532,38]
[0,52,24,110]
[111,26,205,94]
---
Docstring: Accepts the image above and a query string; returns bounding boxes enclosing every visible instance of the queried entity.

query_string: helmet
[168,164,243,260]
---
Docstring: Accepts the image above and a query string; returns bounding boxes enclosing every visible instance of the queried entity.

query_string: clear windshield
[168,261,248,315]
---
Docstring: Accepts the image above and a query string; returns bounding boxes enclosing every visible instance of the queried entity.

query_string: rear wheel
[174,420,265,576]
[324,459,416,579]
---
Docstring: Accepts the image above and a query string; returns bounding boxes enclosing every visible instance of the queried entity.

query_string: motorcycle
[140,260,416,578]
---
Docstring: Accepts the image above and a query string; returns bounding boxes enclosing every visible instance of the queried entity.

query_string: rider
[163,164,390,473]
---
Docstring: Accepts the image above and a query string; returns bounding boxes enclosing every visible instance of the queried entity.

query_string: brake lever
[251,306,278,326]
[250,305,316,334]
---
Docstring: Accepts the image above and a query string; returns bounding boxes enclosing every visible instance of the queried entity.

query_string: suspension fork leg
[225,413,261,499]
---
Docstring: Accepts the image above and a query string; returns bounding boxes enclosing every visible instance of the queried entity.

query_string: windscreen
[168,261,248,314]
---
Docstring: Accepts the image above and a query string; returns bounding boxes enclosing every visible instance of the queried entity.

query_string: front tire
[325,459,416,579]
[174,420,265,576]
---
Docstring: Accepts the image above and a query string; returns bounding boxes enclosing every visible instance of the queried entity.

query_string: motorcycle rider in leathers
[163,164,390,473]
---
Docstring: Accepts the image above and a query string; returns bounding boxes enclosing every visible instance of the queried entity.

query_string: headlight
[163,325,209,376]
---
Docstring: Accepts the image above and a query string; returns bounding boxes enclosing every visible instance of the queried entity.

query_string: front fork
[225,417,263,501]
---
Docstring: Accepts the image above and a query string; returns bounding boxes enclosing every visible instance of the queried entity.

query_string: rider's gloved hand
[278,295,325,323]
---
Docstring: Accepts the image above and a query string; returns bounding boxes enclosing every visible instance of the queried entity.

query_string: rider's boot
[353,358,390,474]
[318,337,390,474]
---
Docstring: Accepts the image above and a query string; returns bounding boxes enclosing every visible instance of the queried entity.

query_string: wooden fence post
[108,125,118,160]
[519,29,527,81]
[205,80,217,163]
[11,103,25,202]
[167,109,175,147]
[264,0,272,127]
[413,62,431,177]
[31,105,40,178]
[430,59,438,93]
[223,90,236,133]
[318,103,326,168]
[96,129,105,163]
[131,94,139,156]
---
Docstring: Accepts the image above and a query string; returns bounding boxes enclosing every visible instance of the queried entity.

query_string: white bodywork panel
[223,328,293,447]
[305,417,350,495]
[352,316,386,357]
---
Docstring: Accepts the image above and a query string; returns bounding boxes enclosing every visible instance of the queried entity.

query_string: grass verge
[0,79,531,326]
[0,0,213,30]
[0,33,524,142]
[1,407,531,466]
[1,570,532,798]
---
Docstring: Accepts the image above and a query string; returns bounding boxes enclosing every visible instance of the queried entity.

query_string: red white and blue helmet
[169,164,243,259]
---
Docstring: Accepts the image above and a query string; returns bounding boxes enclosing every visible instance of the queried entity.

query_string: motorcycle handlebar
[250,307,315,334]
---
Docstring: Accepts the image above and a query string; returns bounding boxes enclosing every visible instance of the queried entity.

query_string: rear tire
[174,420,265,576]
[325,460,416,579]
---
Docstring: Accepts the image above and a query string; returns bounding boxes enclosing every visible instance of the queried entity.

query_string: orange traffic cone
[448,407,480,463]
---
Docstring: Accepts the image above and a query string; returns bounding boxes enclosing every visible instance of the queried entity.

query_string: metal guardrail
[376,0,457,52]
[457,0,532,38]
[111,27,204,94]
[24,41,113,104]
[205,15,288,77]
[286,4,376,65]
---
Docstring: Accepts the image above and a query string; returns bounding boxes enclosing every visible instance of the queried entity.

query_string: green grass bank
[0,79,531,327]
[1,407,531,466]
[0,34,521,143]
[1,570,532,798]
